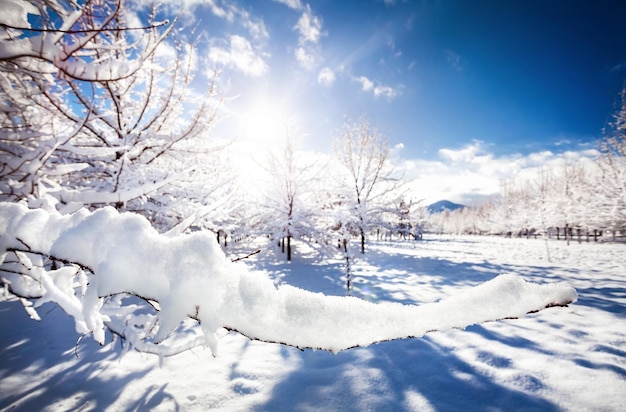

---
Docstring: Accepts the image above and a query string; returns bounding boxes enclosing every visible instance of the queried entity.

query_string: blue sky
[147,0,626,203]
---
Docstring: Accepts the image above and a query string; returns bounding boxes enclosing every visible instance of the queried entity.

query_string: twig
[75,332,89,358]
[230,249,261,263]
[6,248,94,274]
[0,21,169,35]
[16,237,31,251]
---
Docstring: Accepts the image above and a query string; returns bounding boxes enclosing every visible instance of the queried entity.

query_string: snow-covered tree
[596,85,626,234]
[382,198,427,240]
[0,65,72,205]
[0,0,222,227]
[333,117,404,254]
[391,198,413,239]
[256,123,324,261]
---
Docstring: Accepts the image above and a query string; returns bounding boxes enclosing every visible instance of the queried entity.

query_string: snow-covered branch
[0,203,577,356]
[1,0,224,227]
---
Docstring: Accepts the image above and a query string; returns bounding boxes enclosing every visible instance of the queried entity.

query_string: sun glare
[230,97,297,193]
[238,101,290,147]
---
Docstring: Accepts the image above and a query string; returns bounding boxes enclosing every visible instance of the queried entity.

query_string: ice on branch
[0,203,577,356]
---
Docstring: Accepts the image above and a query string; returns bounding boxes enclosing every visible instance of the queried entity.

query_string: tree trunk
[287,235,292,261]
[343,239,351,295]
[360,228,365,254]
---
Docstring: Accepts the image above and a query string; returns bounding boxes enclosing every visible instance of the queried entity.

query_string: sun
[228,96,299,192]
[237,99,291,146]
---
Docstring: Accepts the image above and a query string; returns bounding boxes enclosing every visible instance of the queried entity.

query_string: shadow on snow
[0,299,180,412]
[242,239,572,411]
[251,337,560,412]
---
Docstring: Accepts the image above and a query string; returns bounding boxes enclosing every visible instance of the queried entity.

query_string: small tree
[257,123,323,261]
[334,117,403,254]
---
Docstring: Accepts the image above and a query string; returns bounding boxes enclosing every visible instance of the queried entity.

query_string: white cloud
[151,0,269,40]
[527,150,555,164]
[294,5,324,44]
[208,35,268,77]
[356,75,374,92]
[405,141,601,205]
[317,67,336,87]
[268,3,324,70]
[439,140,488,163]
[354,75,401,100]
[295,47,318,70]
[373,85,399,99]
[204,0,234,21]
[239,11,269,40]
[146,0,235,22]
[272,0,303,10]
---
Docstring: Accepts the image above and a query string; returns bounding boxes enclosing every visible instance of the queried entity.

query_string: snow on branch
[0,0,173,82]
[0,203,577,356]
[48,167,195,207]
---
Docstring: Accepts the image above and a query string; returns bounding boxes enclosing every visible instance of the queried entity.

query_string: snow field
[1,234,624,411]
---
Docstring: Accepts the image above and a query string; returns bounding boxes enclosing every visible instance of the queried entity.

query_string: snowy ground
[1,235,625,411]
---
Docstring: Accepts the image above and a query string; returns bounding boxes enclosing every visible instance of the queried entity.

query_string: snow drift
[0,203,577,355]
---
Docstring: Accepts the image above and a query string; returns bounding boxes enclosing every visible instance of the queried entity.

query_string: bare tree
[256,122,324,261]
[334,116,403,254]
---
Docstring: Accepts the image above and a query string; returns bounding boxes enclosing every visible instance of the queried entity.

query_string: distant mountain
[427,200,465,214]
